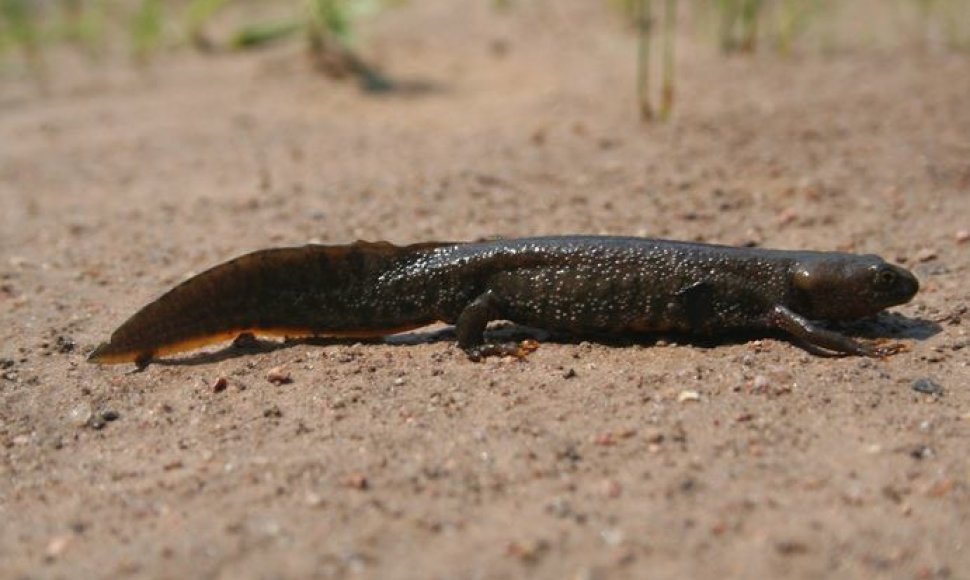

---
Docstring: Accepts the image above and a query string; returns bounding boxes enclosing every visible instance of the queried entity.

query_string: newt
[87,236,919,366]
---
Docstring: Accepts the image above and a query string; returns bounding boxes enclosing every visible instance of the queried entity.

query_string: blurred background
[3,0,970,94]
[4,0,969,253]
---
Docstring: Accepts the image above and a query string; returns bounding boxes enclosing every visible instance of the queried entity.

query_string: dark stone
[911,377,943,396]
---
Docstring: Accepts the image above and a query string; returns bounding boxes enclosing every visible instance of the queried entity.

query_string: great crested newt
[87,236,919,366]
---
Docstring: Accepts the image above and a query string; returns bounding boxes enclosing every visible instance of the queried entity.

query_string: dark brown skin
[87,236,920,365]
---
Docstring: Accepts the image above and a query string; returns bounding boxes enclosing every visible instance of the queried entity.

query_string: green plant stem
[718,0,734,52]
[1,0,45,78]
[637,0,653,121]
[659,0,676,121]
[739,0,762,51]
[131,0,163,63]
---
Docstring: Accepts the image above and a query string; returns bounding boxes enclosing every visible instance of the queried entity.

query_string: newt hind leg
[455,290,538,361]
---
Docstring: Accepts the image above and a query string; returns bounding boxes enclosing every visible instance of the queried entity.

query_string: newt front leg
[767,305,904,357]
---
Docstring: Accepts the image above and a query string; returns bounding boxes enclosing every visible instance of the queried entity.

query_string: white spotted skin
[364,236,803,335]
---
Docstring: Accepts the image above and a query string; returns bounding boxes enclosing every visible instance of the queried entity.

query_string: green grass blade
[231,19,301,49]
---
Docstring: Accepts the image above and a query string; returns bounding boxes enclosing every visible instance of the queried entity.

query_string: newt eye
[874,268,897,288]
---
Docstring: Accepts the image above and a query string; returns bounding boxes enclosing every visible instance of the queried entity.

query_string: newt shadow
[150,329,454,368]
[576,312,941,356]
[150,312,940,368]
[823,312,941,341]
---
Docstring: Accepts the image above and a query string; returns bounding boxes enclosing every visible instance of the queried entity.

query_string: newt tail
[89,236,919,365]
[88,241,451,365]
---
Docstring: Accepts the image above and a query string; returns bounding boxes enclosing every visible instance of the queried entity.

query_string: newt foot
[867,340,909,358]
[465,339,539,362]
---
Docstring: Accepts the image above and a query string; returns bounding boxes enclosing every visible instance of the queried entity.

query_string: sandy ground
[2,1,970,578]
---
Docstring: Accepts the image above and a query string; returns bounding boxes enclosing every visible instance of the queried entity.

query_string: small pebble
[304,492,325,507]
[212,377,228,393]
[600,479,623,498]
[600,528,625,546]
[530,127,546,146]
[677,390,701,403]
[776,207,798,226]
[562,368,577,379]
[911,377,943,396]
[45,535,72,558]
[915,248,938,263]
[266,367,292,385]
[955,229,970,244]
[393,377,406,386]
[910,445,934,460]
[505,539,549,563]
[752,375,771,392]
[69,403,93,427]
[545,497,573,518]
[775,540,808,555]
[926,477,954,498]
[344,473,369,490]
[101,410,120,422]
[616,427,637,439]
[593,432,616,446]
[56,336,76,353]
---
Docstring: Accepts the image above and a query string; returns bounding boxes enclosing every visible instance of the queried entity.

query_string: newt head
[789,254,919,320]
